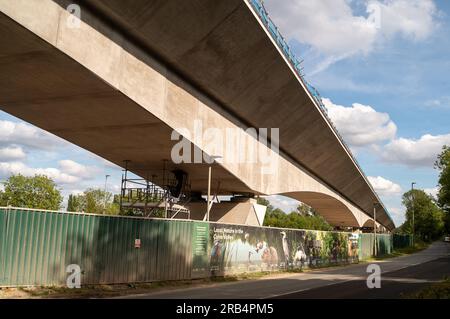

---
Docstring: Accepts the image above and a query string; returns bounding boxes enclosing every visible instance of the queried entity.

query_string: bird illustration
[280,231,290,265]
[262,246,279,268]
[293,245,307,267]
[210,240,222,264]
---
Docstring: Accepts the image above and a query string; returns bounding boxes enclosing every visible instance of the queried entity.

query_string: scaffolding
[119,161,191,219]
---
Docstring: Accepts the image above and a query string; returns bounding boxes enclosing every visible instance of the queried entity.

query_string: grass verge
[405,278,450,299]
[364,241,429,262]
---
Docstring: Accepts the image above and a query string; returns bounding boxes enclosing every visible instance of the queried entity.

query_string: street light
[373,201,377,256]
[205,155,222,222]
[411,182,416,246]
[103,174,110,214]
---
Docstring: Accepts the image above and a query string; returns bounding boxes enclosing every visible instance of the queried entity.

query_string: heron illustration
[293,244,307,267]
[280,231,289,265]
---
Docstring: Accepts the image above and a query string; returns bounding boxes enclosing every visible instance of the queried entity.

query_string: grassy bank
[406,278,450,299]
[364,241,429,262]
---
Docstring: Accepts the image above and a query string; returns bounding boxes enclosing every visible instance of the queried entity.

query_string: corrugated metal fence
[358,233,374,260]
[358,233,413,260]
[0,207,413,287]
[0,207,193,286]
[393,233,414,249]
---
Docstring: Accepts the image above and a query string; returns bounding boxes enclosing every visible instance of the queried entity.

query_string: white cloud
[0,113,124,201]
[323,98,397,147]
[381,133,450,167]
[58,159,99,179]
[265,0,377,57]
[0,160,100,185]
[423,186,439,198]
[0,147,26,162]
[109,184,121,193]
[425,99,442,107]
[264,0,438,73]
[368,176,402,196]
[424,97,450,108]
[387,206,405,226]
[372,0,438,41]
[101,158,122,169]
[0,162,78,184]
[82,151,122,170]
[264,195,299,213]
[68,189,84,196]
[322,99,450,168]
[0,120,64,151]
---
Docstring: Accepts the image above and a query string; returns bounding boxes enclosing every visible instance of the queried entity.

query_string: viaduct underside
[0,0,394,231]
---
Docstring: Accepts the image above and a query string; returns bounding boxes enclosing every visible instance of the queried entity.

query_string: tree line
[0,174,119,215]
[258,197,333,231]
[0,174,333,230]
[396,145,450,241]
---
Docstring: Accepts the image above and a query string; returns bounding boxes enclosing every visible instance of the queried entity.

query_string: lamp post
[411,182,416,246]
[373,202,377,257]
[206,155,222,222]
[103,174,110,214]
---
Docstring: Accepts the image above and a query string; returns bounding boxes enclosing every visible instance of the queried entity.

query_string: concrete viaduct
[0,0,395,231]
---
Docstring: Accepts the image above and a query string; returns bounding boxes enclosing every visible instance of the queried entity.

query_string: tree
[263,209,332,231]
[67,194,85,212]
[401,189,445,241]
[0,174,62,210]
[295,203,317,216]
[66,188,119,215]
[435,145,450,233]
[258,197,332,231]
[258,197,331,230]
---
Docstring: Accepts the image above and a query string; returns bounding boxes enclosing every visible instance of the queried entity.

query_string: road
[118,242,450,299]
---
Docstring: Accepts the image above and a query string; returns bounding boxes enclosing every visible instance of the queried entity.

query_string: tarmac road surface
[117,241,450,299]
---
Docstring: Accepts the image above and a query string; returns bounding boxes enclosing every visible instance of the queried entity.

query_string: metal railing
[121,187,167,205]
[247,0,395,225]
[247,0,373,198]
[248,1,328,110]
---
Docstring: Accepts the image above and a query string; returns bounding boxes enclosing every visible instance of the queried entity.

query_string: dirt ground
[0,271,297,299]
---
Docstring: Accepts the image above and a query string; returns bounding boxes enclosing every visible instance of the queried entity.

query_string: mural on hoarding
[209,224,359,275]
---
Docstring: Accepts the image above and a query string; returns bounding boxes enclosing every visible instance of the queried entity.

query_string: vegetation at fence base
[406,278,450,299]
[0,272,279,299]
[1,282,195,299]
[367,240,429,261]
[0,174,62,210]
[394,240,429,255]
[259,198,333,231]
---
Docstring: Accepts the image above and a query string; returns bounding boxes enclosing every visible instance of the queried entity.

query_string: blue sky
[1,0,449,227]
[263,0,450,225]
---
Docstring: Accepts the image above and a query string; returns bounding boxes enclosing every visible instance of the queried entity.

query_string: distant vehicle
[444,236,450,242]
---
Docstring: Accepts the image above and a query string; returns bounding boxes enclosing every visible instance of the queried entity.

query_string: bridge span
[0,0,394,230]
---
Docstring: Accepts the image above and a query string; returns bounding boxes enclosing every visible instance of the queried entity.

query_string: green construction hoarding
[0,207,412,287]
